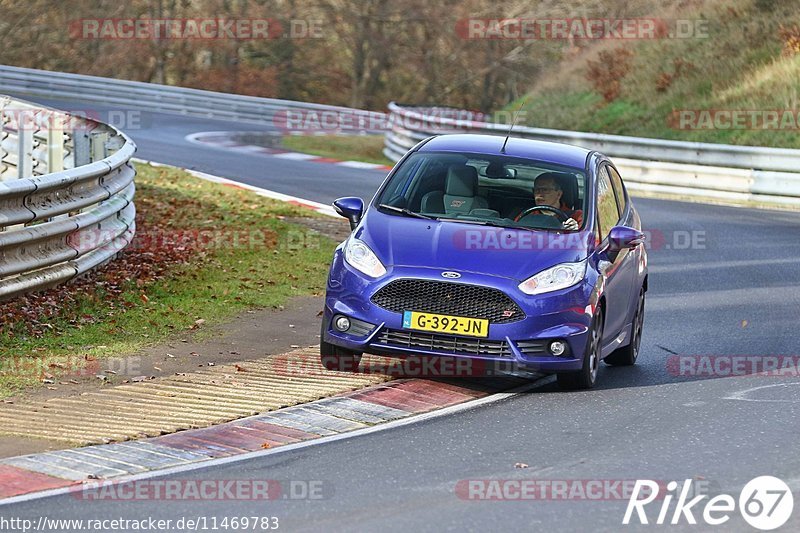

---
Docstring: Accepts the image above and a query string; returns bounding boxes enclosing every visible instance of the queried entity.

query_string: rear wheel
[605,288,645,367]
[320,320,362,372]
[557,308,603,390]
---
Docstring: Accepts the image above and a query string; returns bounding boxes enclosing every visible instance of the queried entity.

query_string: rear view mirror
[608,225,645,252]
[333,197,364,230]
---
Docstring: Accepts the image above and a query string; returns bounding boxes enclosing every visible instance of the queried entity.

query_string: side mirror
[333,197,364,230]
[607,225,645,252]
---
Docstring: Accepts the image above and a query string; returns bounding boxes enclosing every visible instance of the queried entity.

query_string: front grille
[371,279,524,324]
[374,328,513,357]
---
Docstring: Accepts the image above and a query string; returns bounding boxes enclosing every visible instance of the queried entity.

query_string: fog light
[549,340,566,356]
[334,315,351,332]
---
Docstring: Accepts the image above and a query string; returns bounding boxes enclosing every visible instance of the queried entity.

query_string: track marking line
[723,382,800,403]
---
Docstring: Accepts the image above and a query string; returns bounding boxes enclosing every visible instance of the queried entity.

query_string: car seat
[420,165,489,215]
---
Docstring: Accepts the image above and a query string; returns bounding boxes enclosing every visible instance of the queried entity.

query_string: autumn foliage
[585,48,634,103]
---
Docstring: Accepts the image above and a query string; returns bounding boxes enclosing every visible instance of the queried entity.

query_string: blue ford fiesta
[321,133,647,389]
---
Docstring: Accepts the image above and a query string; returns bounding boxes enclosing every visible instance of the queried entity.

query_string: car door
[593,163,636,352]
[607,164,642,318]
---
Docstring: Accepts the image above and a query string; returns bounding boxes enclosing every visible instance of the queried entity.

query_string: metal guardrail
[384,103,800,207]
[0,65,386,131]
[0,96,136,300]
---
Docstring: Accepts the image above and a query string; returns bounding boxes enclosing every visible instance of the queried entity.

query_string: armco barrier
[384,102,800,207]
[0,96,136,300]
[0,65,386,132]
[5,66,797,207]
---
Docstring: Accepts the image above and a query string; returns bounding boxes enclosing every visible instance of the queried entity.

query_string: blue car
[321,134,647,389]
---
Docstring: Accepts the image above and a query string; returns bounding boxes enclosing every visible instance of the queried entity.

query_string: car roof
[417,133,592,169]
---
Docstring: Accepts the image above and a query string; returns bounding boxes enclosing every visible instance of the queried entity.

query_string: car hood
[355,210,592,281]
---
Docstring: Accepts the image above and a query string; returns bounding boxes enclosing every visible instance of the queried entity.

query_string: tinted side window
[596,166,620,240]
[607,165,627,215]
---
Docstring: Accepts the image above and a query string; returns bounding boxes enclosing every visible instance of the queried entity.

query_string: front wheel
[320,349,362,372]
[557,308,603,390]
[605,288,645,367]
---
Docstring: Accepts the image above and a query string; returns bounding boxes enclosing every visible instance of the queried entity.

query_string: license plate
[402,311,489,338]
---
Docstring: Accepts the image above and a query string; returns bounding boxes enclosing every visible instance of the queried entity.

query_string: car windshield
[375,151,587,231]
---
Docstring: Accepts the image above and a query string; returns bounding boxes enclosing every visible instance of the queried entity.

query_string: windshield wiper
[378,204,436,220]
[437,217,489,226]
[438,218,540,232]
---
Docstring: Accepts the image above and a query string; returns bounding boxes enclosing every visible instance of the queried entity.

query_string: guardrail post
[73,131,91,167]
[47,118,65,173]
[0,131,7,179]
[90,131,109,162]
[17,127,33,179]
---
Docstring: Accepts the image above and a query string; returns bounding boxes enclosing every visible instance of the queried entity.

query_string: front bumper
[322,256,595,374]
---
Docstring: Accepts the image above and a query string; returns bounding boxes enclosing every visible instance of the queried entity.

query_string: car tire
[319,321,362,372]
[557,308,603,390]
[604,288,645,367]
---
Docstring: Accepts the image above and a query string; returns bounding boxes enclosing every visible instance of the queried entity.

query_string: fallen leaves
[0,202,201,339]
[0,167,333,398]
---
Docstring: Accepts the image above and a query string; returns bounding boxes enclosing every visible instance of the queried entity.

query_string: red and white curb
[0,376,546,503]
[185,131,394,172]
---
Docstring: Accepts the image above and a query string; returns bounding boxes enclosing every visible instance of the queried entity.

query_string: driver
[514,173,583,230]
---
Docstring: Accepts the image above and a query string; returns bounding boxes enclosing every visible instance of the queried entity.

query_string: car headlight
[518,260,587,295]
[344,238,387,278]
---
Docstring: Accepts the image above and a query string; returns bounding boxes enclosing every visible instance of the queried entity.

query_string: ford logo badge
[441,271,461,279]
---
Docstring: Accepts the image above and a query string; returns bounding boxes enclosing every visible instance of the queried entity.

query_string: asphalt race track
[4,95,800,531]
[15,96,388,204]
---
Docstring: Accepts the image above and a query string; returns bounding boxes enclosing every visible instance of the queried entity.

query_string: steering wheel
[514,205,569,223]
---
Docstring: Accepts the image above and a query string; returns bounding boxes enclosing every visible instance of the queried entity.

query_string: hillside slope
[512,0,800,148]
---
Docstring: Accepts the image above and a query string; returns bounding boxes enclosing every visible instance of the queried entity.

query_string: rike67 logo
[624,476,793,530]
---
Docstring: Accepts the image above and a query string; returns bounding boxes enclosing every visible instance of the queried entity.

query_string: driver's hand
[562,217,579,231]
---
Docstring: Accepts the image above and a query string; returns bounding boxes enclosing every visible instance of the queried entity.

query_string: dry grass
[0,163,336,397]
[510,0,800,147]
